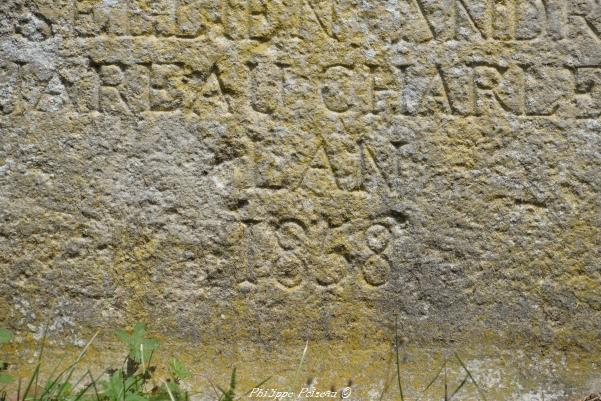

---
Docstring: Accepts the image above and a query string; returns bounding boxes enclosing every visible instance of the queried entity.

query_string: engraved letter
[321,65,354,113]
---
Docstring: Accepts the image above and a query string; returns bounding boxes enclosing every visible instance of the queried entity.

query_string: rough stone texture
[1,0,601,399]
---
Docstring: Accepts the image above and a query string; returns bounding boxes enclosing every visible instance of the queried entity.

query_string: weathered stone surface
[1,0,601,399]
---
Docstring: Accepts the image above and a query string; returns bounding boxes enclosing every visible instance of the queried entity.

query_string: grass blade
[230,368,236,392]
[290,340,308,399]
[146,349,155,370]
[394,318,405,401]
[33,325,49,400]
[22,364,40,401]
[454,353,487,401]
[87,370,101,401]
[36,350,72,400]
[443,357,448,401]
[123,374,144,395]
[203,375,221,400]
[140,344,145,374]
[72,374,98,401]
[69,370,92,396]
[448,375,468,400]
[243,376,272,397]
[36,355,73,400]
[376,345,396,401]
[415,360,445,401]
[55,331,99,400]
[162,380,176,401]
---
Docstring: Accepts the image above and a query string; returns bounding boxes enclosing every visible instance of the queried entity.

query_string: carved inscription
[274,220,306,288]
[3,60,601,118]
[2,0,601,303]
[232,215,402,289]
[363,224,392,287]
[64,1,601,42]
